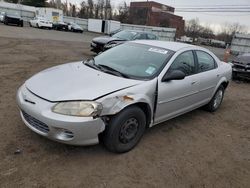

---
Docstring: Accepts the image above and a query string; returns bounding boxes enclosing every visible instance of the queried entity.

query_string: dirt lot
[0,25,250,188]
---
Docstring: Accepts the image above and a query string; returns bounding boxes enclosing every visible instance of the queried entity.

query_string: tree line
[185,18,247,43]
[4,0,130,22]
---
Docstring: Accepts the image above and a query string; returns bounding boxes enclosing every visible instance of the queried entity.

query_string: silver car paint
[17,42,232,145]
[26,62,142,101]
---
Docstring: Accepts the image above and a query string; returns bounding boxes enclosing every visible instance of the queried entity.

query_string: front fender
[100,93,153,116]
[97,79,157,117]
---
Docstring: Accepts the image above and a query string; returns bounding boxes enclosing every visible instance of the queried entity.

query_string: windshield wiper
[83,57,100,70]
[97,64,130,78]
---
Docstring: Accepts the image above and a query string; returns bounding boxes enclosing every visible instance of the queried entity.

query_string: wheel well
[134,102,152,129]
[221,81,229,90]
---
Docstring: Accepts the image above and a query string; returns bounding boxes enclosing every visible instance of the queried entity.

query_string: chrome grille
[22,111,49,134]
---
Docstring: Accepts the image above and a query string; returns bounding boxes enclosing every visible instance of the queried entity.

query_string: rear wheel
[103,106,146,153]
[204,85,225,112]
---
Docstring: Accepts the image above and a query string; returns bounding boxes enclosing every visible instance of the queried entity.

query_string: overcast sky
[63,0,250,33]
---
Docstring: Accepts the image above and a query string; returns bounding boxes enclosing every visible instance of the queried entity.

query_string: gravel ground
[0,25,249,188]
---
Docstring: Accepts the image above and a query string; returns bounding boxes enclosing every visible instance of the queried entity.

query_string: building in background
[129,1,185,38]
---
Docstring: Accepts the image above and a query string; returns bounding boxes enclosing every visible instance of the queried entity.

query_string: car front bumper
[16,84,105,145]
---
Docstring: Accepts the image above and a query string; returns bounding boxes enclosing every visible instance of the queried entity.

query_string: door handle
[191,81,196,85]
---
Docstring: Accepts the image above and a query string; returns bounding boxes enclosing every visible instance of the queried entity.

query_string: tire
[204,85,225,112]
[103,106,146,153]
[20,21,23,27]
[29,22,32,27]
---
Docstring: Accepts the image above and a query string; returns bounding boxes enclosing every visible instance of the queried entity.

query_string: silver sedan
[16,41,232,153]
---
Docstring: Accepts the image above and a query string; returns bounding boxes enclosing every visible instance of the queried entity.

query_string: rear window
[196,51,216,72]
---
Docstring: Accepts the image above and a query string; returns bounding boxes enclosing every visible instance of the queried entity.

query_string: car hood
[233,56,250,65]
[92,36,126,44]
[25,62,142,102]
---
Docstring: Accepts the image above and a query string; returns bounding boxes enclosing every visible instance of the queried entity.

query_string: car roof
[123,30,155,35]
[131,40,202,51]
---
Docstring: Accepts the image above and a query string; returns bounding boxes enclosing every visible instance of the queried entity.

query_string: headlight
[105,43,117,49]
[52,101,102,117]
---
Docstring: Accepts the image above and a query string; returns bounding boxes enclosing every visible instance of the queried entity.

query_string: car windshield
[89,43,173,80]
[112,30,138,40]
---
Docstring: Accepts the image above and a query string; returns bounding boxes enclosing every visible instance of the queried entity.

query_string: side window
[134,33,147,40]
[196,51,216,72]
[147,33,157,40]
[168,51,195,76]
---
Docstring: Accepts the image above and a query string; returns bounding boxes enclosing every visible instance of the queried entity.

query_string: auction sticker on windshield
[148,48,168,54]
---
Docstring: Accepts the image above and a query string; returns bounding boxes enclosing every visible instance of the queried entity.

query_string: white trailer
[35,8,63,22]
[88,19,121,34]
[231,33,250,55]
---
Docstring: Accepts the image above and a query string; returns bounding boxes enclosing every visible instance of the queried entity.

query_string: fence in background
[231,33,250,55]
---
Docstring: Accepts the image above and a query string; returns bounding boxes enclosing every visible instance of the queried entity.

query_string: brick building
[129,1,185,38]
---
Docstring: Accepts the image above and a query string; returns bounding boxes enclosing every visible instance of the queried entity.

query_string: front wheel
[204,85,225,112]
[103,106,146,153]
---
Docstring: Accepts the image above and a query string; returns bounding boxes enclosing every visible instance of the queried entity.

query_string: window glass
[134,33,147,40]
[147,33,157,40]
[168,51,195,76]
[92,43,174,79]
[196,51,216,72]
[113,30,137,40]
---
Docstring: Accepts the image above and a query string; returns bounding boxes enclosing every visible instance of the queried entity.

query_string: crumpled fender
[97,79,157,116]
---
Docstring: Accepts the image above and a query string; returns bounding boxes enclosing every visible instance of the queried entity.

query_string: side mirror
[162,70,186,82]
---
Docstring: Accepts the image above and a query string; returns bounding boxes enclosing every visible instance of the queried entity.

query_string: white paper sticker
[145,66,156,75]
[148,48,168,54]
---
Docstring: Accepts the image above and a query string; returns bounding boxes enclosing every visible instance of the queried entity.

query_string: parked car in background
[67,22,83,33]
[29,17,52,29]
[0,12,5,22]
[17,41,232,153]
[231,53,250,79]
[53,21,68,31]
[3,12,23,27]
[91,30,159,53]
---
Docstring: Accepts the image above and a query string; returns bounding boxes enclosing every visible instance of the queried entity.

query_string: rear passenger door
[194,50,220,103]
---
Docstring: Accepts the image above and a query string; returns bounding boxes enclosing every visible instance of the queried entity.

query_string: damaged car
[16,41,232,153]
[231,53,250,80]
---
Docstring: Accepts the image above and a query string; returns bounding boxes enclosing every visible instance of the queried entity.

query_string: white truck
[35,8,63,23]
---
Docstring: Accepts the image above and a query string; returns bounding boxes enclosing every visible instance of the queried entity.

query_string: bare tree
[114,1,130,23]
[217,22,247,43]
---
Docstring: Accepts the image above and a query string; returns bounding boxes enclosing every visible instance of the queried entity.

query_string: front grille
[22,111,49,134]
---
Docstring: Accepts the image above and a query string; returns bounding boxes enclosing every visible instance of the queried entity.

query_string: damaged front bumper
[16,84,106,145]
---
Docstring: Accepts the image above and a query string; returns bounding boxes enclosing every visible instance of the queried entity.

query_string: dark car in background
[3,12,23,27]
[90,30,159,53]
[52,21,68,31]
[67,22,83,33]
[232,53,250,80]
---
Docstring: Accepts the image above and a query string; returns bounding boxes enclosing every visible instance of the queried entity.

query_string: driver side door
[154,50,201,124]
